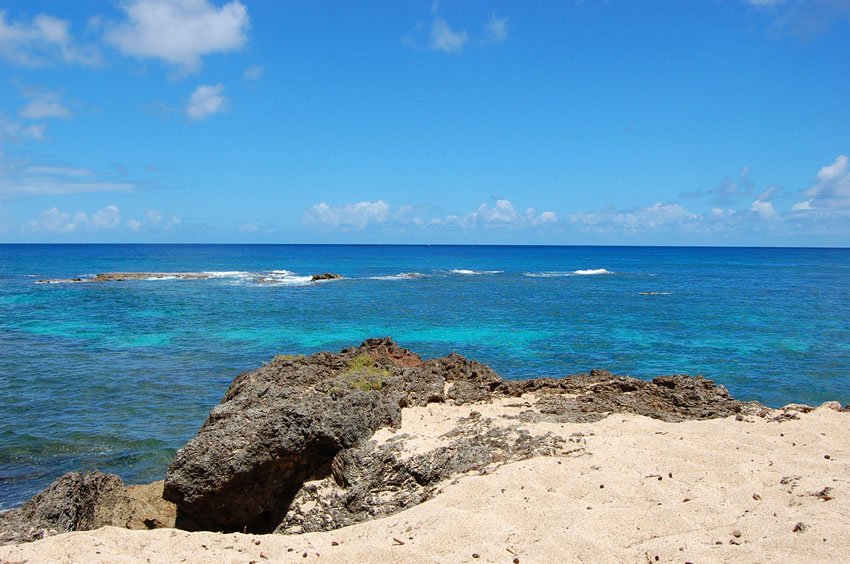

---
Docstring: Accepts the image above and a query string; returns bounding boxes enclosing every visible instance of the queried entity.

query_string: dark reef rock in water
[0,472,175,545]
[162,337,744,534]
[310,272,343,281]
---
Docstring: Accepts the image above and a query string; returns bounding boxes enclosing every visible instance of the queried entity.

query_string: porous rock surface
[163,337,744,534]
[0,472,174,545]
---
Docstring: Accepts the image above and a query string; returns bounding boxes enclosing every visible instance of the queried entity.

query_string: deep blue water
[1,244,849,509]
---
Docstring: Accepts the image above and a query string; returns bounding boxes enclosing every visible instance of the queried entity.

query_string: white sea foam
[573,268,612,276]
[369,272,427,281]
[448,269,503,275]
[203,271,253,278]
[523,272,570,278]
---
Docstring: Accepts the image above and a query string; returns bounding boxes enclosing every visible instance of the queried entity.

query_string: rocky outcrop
[277,411,570,533]
[163,338,744,534]
[310,273,343,281]
[2,338,750,545]
[0,472,174,545]
[36,272,212,284]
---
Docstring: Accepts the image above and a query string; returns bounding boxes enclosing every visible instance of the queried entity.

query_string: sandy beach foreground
[2,398,847,563]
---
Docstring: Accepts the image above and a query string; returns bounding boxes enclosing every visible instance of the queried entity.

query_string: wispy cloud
[483,13,509,44]
[0,156,133,199]
[19,91,71,119]
[104,0,250,74]
[430,18,468,53]
[681,166,754,205]
[0,116,46,142]
[186,84,228,120]
[570,203,701,232]
[0,10,101,67]
[243,64,263,81]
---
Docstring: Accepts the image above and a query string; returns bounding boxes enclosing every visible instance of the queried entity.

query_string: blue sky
[0,0,848,245]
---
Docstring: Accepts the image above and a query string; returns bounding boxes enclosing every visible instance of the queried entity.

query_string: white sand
[2,399,848,563]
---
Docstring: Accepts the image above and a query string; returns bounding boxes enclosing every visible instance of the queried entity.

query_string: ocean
[1,244,848,509]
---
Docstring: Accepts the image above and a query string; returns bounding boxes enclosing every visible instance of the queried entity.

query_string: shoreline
[1,338,847,561]
[2,402,847,562]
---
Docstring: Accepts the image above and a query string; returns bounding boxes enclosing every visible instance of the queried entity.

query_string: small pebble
[254,540,261,546]
[472,554,480,559]
[513,558,520,564]
[599,484,604,489]
[302,552,308,558]
[331,541,339,546]
[657,476,663,481]
[733,530,742,538]
[753,494,762,501]
[824,454,831,459]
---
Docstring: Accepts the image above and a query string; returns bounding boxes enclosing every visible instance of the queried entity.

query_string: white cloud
[92,205,121,229]
[816,154,848,182]
[0,10,101,67]
[746,0,785,6]
[186,84,228,120]
[243,64,263,81]
[104,0,250,74]
[24,165,92,177]
[430,18,468,53]
[570,203,701,231]
[304,201,391,230]
[304,199,557,231]
[125,209,181,231]
[795,154,850,211]
[0,117,47,142]
[483,13,509,43]
[28,205,121,232]
[0,158,133,198]
[19,92,71,119]
[750,199,777,219]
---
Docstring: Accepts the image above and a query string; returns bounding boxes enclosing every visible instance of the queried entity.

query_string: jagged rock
[310,273,343,281]
[163,339,413,533]
[163,338,744,535]
[500,369,742,423]
[0,472,174,545]
[277,412,569,533]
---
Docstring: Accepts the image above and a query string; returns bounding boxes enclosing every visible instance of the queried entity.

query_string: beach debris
[793,522,807,533]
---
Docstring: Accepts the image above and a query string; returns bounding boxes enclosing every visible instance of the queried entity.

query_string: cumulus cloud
[28,205,120,232]
[125,209,181,231]
[304,199,557,231]
[104,0,249,74]
[304,201,391,230]
[483,13,509,43]
[430,18,468,53]
[436,199,558,229]
[19,91,71,119]
[794,154,850,211]
[750,199,778,220]
[186,84,227,120]
[570,203,701,231]
[0,10,101,67]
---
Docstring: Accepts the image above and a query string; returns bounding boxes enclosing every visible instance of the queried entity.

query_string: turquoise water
[1,244,849,508]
